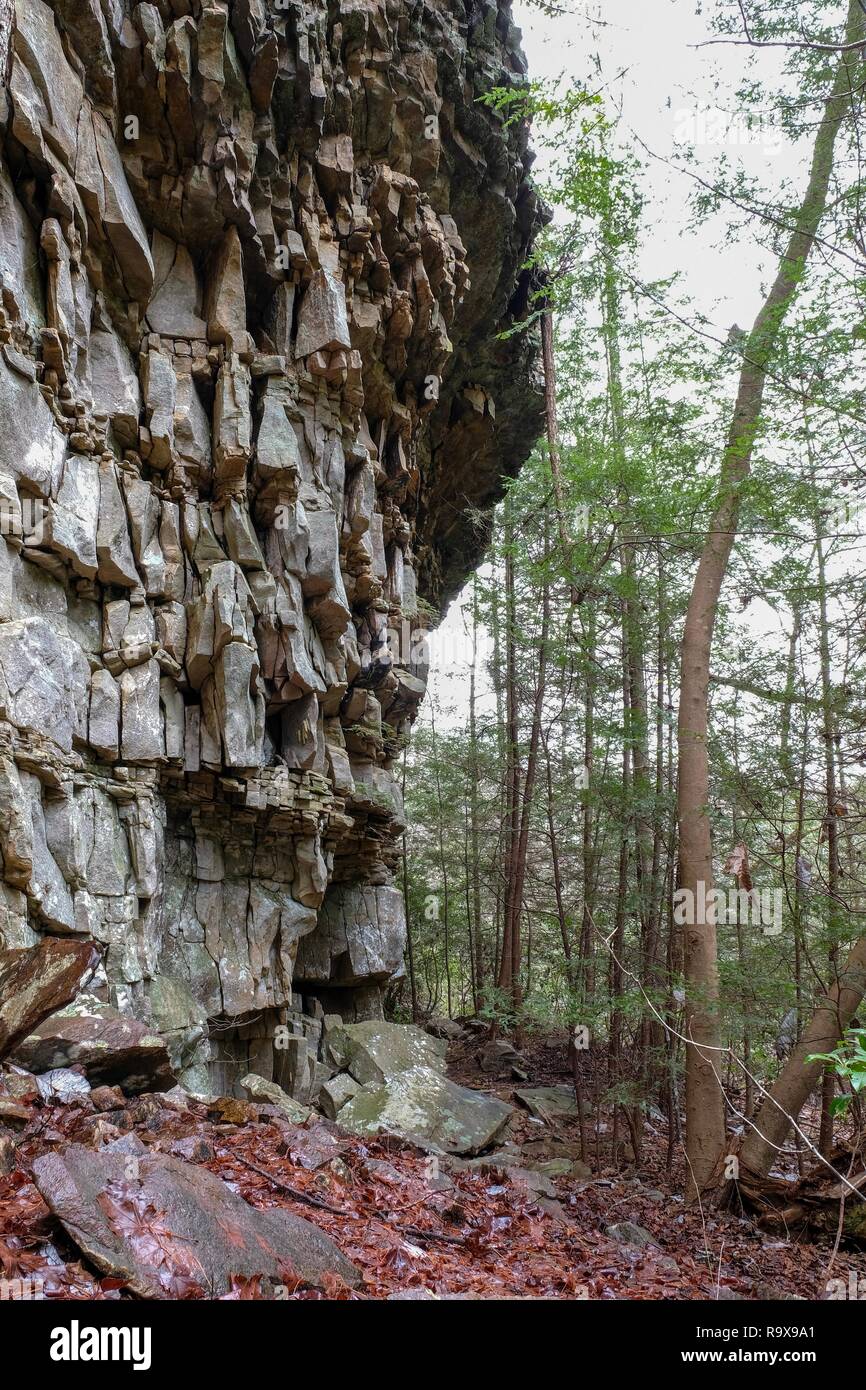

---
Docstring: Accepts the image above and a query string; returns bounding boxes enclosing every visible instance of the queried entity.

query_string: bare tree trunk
[543,734,572,967]
[429,704,452,1017]
[677,0,864,1197]
[468,576,484,1011]
[814,517,841,1157]
[401,751,419,1023]
[579,606,597,1001]
[490,574,505,980]
[496,497,522,1019]
[509,532,551,1043]
[609,619,632,1161]
[540,310,574,585]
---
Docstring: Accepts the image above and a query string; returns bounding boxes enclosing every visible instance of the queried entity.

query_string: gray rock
[0,359,65,496]
[205,226,246,344]
[213,354,251,483]
[295,269,351,358]
[338,1020,447,1087]
[0,162,44,332]
[338,1065,513,1156]
[0,0,543,1132]
[119,659,163,762]
[605,1221,656,1250]
[508,1166,559,1198]
[45,454,100,578]
[10,0,83,169]
[476,1038,525,1076]
[97,461,139,588]
[296,885,407,989]
[89,328,141,445]
[147,232,207,338]
[174,372,211,472]
[12,993,173,1092]
[514,1085,581,1122]
[318,1072,361,1119]
[271,1033,313,1102]
[141,350,176,471]
[240,1072,311,1124]
[35,1068,92,1103]
[24,774,76,932]
[123,474,164,596]
[0,617,89,753]
[91,109,154,302]
[32,1143,359,1296]
[426,1018,466,1041]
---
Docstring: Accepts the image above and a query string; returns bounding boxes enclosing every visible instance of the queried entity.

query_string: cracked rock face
[0,0,542,1094]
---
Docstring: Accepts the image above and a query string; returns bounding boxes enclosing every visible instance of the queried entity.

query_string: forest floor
[2,1029,864,1300]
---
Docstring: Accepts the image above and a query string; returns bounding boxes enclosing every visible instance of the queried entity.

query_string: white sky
[426,0,836,725]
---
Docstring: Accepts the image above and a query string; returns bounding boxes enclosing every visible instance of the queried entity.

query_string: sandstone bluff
[0,0,542,1101]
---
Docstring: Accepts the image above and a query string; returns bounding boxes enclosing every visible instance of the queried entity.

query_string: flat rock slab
[32,1144,359,1297]
[338,1064,513,1155]
[476,1038,525,1076]
[0,939,99,1059]
[12,994,172,1093]
[514,1085,579,1122]
[605,1221,656,1250]
[340,1020,447,1086]
[281,1121,353,1171]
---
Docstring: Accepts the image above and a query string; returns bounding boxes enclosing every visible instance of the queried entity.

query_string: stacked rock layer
[0,0,542,1093]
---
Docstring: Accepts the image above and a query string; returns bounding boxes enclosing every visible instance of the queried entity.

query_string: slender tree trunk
[509,532,551,1040]
[609,619,632,1160]
[490,567,506,988]
[468,576,485,1010]
[462,798,477,1014]
[429,704,452,1017]
[543,734,572,967]
[579,605,597,1001]
[496,496,522,1019]
[677,2,863,1196]
[541,310,574,589]
[401,751,419,1022]
[815,512,842,1157]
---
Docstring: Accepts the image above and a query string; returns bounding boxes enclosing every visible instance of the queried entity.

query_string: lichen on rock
[0,0,542,1094]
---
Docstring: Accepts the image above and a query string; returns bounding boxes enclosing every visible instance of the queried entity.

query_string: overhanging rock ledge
[0,0,543,1098]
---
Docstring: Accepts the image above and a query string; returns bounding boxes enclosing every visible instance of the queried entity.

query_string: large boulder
[32,1144,359,1297]
[0,938,99,1059]
[11,993,173,1092]
[514,1085,580,1122]
[476,1038,525,1077]
[339,1019,447,1086]
[338,1065,513,1156]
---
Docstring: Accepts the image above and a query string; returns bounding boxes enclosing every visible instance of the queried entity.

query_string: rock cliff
[0,0,542,1097]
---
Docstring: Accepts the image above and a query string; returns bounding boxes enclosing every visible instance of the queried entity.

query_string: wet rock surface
[10,993,173,1092]
[0,938,100,1058]
[32,1141,360,1296]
